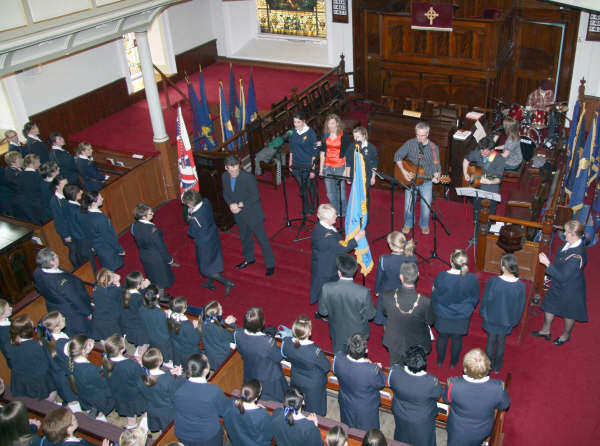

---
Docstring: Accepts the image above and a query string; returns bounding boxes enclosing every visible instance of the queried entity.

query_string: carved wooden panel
[484,234,539,281]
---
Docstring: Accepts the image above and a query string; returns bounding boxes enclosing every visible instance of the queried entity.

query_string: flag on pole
[176,106,199,196]
[219,81,235,151]
[586,111,600,187]
[340,144,374,275]
[187,82,203,149]
[568,111,597,212]
[564,101,583,189]
[565,103,587,198]
[239,78,247,131]
[229,64,241,133]
[246,71,259,123]
[198,68,217,150]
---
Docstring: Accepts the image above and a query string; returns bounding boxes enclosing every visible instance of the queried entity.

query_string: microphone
[418,142,424,153]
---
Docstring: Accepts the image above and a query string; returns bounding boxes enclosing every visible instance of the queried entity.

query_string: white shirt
[52,145,66,152]
[296,125,310,136]
[139,219,154,225]
[346,355,368,363]
[447,268,461,275]
[28,135,41,141]
[55,192,65,199]
[0,319,10,327]
[68,200,80,206]
[41,267,62,274]
[73,357,91,364]
[499,275,519,283]
[463,374,489,383]
[191,201,204,213]
[562,238,582,251]
[149,368,165,376]
[88,208,102,213]
[294,338,314,346]
[404,366,427,376]
[24,168,36,172]
[188,376,208,384]
[319,221,337,231]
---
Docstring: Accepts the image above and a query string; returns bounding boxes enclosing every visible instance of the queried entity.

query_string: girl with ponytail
[200,300,237,371]
[91,268,122,340]
[272,387,321,446]
[167,296,202,366]
[138,285,173,363]
[431,249,480,368]
[119,271,151,348]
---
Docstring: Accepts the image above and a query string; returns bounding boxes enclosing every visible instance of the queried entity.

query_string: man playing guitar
[394,121,441,235]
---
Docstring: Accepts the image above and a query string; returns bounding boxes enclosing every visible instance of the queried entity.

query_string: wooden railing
[153,64,189,110]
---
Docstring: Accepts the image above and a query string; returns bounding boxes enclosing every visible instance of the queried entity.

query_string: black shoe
[266,267,275,276]
[552,337,569,346]
[86,408,98,419]
[202,281,216,291]
[314,312,328,321]
[235,260,255,270]
[224,281,235,297]
[531,331,551,341]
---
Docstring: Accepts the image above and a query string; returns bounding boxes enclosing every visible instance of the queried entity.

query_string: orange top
[324,132,345,168]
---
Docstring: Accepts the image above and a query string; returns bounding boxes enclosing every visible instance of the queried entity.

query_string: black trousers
[292,168,316,216]
[436,332,463,366]
[238,217,275,269]
[485,333,507,371]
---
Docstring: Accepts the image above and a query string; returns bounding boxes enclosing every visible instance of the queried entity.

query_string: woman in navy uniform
[39,311,80,410]
[222,379,273,446]
[33,248,92,337]
[533,219,588,345]
[167,296,202,366]
[444,348,510,446]
[333,334,385,431]
[14,153,50,224]
[102,334,147,428]
[91,268,122,340]
[373,231,417,324]
[75,142,107,192]
[49,132,80,185]
[200,300,236,371]
[23,121,49,163]
[431,249,480,368]
[67,334,115,419]
[234,307,287,403]
[480,253,525,373]
[281,314,330,416]
[388,345,442,446]
[139,285,173,362]
[39,161,59,219]
[49,175,78,267]
[131,203,176,297]
[182,189,235,295]
[173,354,230,446]
[63,184,95,270]
[139,347,184,433]
[82,191,124,271]
[3,151,23,218]
[119,271,151,347]
[5,314,56,400]
[0,400,42,446]
[271,386,322,446]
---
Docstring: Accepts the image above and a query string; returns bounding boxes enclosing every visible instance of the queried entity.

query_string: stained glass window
[256,0,326,38]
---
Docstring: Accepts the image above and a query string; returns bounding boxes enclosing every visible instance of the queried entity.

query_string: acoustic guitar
[462,165,499,188]
[394,159,451,186]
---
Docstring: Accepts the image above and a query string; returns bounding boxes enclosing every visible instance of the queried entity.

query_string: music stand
[371,169,409,244]
[321,171,352,232]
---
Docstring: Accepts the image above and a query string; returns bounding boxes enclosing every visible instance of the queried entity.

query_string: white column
[135,29,168,143]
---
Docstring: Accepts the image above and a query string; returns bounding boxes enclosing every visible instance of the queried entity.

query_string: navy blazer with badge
[222,399,274,446]
[64,201,94,267]
[388,365,443,446]
[281,337,331,416]
[75,156,105,192]
[131,220,174,289]
[33,268,92,337]
[346,141,379,179]
[119,290,150,346]
[50,148,80,185]
[82,210,124,271]
[310,222,357,304]
[50,195,71,241]
[444,376,510,446]
[188,198,224,277]
[234,329,287,403]
[26,136,50,163]
[5,339,55,399]
[91,285,122,340]
[333,353,385,431]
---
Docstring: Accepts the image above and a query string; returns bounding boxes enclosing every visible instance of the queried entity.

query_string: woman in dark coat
[131,203,176,294]
[532,220,587,345]
[119,271,151,347]
[91,268,122,340]
[182,189,234,296]
[281,315,331,416]
[431,249,480,368]
[201,300,236,371]
[480,253,525,373]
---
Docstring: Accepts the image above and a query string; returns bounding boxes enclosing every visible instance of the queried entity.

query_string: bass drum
[519,130,539,162]
[508,104,525,121]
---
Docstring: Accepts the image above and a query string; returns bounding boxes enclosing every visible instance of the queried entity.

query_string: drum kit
[502,99,568,148]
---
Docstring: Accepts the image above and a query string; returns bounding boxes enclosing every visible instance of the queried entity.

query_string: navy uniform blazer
[120,290,150,346]
[64,201,87,240]
[91,285,122,340]
[139,306,173,361]
[138,372,183,432]
[82,210,124,271]
[188,199,224,277]
[310,222,357,304]
[202,319,234,371]
[480,276,526,335]
[271,409,323,446]
[221,169,265,225]
[8,142,27,156]
[44,334,78,403]
[26,136,49,163]
[75,156,105,192]
[5,339,54,399]
[170,319,202,366]
[50,147,80,185]
[333,354,385,431]
[346,141,379,178]
[444,376,510,446]
[2,166,21,216]
[131,220,174,288]
[105,358,147,416]
[318,278,375,355]
[222,399,274,446]
[72,361,115,415]
[14,169,49,223]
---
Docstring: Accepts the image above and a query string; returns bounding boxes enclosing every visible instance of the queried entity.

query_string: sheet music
[455,187,501,202]
[473,120,486,142]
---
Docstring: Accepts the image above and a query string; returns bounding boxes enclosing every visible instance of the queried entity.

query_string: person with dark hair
[382,262,434,365]
[349,126,379,211]
[281,314,331,416]
[388,345,442,446]
[310,203,364,305]
[102,334,147,429]
[444,348,510,446]
[234,307,287,402]
[333,334,385,431]
[221,154,275,276]
[167,296,202,366]
[81,190,125,271]
[288,112,318,216]
[14,153,50,223]
[5,129,27,156]
[271,387,322,446]
[480,253,525,373]
[222,379,273,446]
[201,300,237,371]
[49,132,80,185]
[33,248,92,337]
[23,121,49,163]
[362,429,387,446]
[139,285,174,362]
[526,78,554,109]
[431,249,480,368]
[173,354,229,446]
[5,314,56,401]
[138,347,183,433]
[131,203,177,299]
[318,254,375,355]
[0,400,42,446]
[182,189,234,295]
[49,175,78,266]
[39,161,59,219]
[63,184,95,269]
[533,220,588,346]
[0,299,12,363]
[75,142,108,192]
[42,406,95,446]
[326,425,348,446]
[91,268,122,340]
[119,271,151,348]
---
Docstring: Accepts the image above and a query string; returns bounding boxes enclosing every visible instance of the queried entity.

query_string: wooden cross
[424,6,439,25]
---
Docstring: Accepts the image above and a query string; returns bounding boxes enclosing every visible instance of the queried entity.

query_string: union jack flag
[176,106,199,196]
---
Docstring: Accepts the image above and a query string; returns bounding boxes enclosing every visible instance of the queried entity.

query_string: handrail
[153,63,189,109]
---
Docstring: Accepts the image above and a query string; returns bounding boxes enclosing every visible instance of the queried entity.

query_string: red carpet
[113,178,599,445]
[69,62,325,155]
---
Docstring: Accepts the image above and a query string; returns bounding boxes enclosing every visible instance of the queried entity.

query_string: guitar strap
[430,143,439,166]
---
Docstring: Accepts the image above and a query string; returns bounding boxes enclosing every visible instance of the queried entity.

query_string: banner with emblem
[411,2,453,32]
[175,106,199,196]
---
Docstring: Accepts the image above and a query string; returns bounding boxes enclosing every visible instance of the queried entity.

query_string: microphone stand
[371,169,409,244]
[321,171,352,232]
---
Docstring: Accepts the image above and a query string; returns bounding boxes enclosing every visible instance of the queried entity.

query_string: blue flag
[229,64,241,133]
[246,71,258,123]
[568,111,596,212]
[187,82,202,149]
[564,101,583,188]
[341,144,374,275]
[587,111,600,187]
[566,103,587,199]
[198,70,217,150]
[219,81,235,151]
